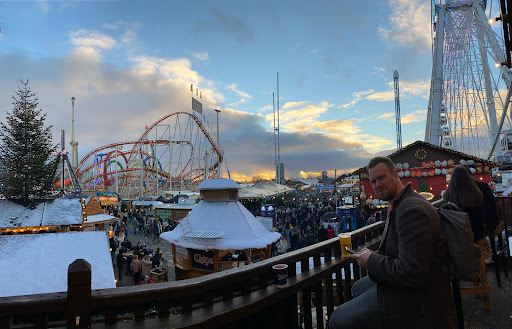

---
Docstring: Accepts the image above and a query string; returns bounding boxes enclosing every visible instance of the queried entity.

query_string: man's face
[369,162,400,201]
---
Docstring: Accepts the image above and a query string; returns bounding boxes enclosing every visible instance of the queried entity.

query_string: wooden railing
[0,222,385,329]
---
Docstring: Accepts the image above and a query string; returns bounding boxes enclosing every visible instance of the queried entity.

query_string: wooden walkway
[462,266,512,329]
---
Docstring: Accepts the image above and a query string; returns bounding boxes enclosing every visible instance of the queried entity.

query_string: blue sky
[0,0,436,181]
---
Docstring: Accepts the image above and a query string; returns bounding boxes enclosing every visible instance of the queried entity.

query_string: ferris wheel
[425,0,512,159]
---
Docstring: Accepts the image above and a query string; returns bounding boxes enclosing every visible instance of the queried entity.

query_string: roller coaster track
[75,111,223,197]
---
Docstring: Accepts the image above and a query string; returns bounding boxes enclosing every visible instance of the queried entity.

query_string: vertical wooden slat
[302,287,313,329]
[313,254,324,329]
[105,307,118,325]
[33,312,48,329]
[343,263,352,303]
[158,299,170,318]
[67,259,91,329]
[241,279,251,296]
[134,304,145,321]
[182,296,193,314]
[334,247,343,304]
[223,285,234,301]
[202,291,214,308]
[325,274,334,319]
[0,316,12,329]
[353,263,361,282]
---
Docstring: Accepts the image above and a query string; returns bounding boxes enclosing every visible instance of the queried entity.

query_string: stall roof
[161,200,281,251]
[0,198,83,228]
[85,213,117,224]
[0,231,116,297]
[132,201,164,207]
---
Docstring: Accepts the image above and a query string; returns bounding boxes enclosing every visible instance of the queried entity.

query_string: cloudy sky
[0,0,439,181]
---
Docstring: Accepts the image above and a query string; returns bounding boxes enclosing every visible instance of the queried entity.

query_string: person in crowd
[366,214,376,225]
[137,275,153,285]
[472,171,501,264]
[329,156,456,329]
[159,255,169,282]
[276,234,287,255]
[326,225,335,239]
[131,217,138,235]
[444,166,485,244]
[118,229,125,244]
[109,237,117,263]
[141,255,152,277]
[132,255,142,284]
[116,247,125,282]
[133,241,143,253]
[318,224,327,242]
[152,218,162,242]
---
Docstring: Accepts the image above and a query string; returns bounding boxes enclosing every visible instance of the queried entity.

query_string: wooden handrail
[0,222,387,329]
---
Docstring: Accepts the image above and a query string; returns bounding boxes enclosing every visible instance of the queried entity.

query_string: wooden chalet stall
[161,179,281,280]
[355,141,497,203]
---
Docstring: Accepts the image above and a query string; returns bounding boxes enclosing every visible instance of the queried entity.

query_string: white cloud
[365,90,394,102]
[282,101,306,110]
[379,0,431,51]
[225,83,252,99]
[38,1,49,14]
[191,51,209,61]
[69,30,117,50]
[338,90,374,108]
[401,109,428,124]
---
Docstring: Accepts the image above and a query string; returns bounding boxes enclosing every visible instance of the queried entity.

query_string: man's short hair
[367,156,395,173]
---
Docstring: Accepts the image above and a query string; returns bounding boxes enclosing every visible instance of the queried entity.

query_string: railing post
[67,259,91,329]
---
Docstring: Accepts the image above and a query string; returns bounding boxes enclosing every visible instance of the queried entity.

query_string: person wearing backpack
[444,167,485,244]
[329,156,456,329]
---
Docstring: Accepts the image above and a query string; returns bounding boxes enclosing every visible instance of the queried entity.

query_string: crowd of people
[242,190,386,256]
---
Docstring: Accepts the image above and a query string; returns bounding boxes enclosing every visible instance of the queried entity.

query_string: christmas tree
[0,79,56,203]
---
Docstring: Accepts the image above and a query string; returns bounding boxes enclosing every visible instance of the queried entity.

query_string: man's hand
[348,248,374,269]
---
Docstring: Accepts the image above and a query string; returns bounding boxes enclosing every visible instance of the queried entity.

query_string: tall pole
[277,72,281,184]
[70,97,78,169]
[61,130,66,190]
[215,109,221,179]
[273,93,277,183]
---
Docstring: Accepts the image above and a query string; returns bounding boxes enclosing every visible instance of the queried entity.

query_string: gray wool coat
[367,183,457,329]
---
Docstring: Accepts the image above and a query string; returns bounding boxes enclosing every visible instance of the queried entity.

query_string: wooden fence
[0,223,385,329]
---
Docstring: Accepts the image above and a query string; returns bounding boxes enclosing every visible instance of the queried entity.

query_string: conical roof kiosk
[161,179,281,280]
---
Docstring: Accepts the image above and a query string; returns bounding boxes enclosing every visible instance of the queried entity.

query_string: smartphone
[345,246,357,254]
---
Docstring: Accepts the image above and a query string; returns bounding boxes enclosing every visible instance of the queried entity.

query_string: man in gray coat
[329,156,456,329]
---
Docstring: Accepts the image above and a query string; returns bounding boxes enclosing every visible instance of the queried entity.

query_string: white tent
[0,231,116,297]
[161,179,281,251]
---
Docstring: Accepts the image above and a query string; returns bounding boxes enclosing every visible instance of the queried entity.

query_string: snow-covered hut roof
[238,181,292,199]
[0,231,116,297]
[161,200,281,251]
[198,179,240,190]
[0,198,83,228]
[86,213,117,224]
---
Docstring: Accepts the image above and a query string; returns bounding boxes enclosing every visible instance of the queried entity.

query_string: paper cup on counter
[272,264,288,288]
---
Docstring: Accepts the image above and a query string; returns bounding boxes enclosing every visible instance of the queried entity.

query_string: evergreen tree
[0,79,56,203]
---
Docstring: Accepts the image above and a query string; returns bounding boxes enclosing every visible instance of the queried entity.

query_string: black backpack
[436,202,481,279]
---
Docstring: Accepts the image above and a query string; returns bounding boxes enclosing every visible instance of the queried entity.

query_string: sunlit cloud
[365,90,394,102]
[282,101,306,110]
[69,29,117,50]
[338,90,374,108]
[379,0,431,51]
[401,109,428,123]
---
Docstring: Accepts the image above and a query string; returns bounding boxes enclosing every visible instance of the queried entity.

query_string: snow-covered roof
[85,213,117,224]
[161,200,281,251]
[0,231,116,297]
[132,201,163,207]
[238,182,292,199]
[198,179,240,190]
[0,198,83,228]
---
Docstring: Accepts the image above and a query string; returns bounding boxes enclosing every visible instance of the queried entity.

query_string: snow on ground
[0,231,115,297]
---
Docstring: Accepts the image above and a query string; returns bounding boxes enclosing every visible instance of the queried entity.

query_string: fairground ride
[425,0,512,159]
[75,110,224,199]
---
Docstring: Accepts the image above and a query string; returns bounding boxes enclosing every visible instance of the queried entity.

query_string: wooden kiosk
[161,179,281,280]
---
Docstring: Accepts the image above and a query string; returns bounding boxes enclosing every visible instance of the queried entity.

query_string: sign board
[155,208,173,219]
[98,196,119,202]
[256,216,273,232]
[190,249,214,271]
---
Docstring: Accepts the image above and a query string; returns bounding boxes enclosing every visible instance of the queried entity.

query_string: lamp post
[70,97,79,170]
[214,109,221,179]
